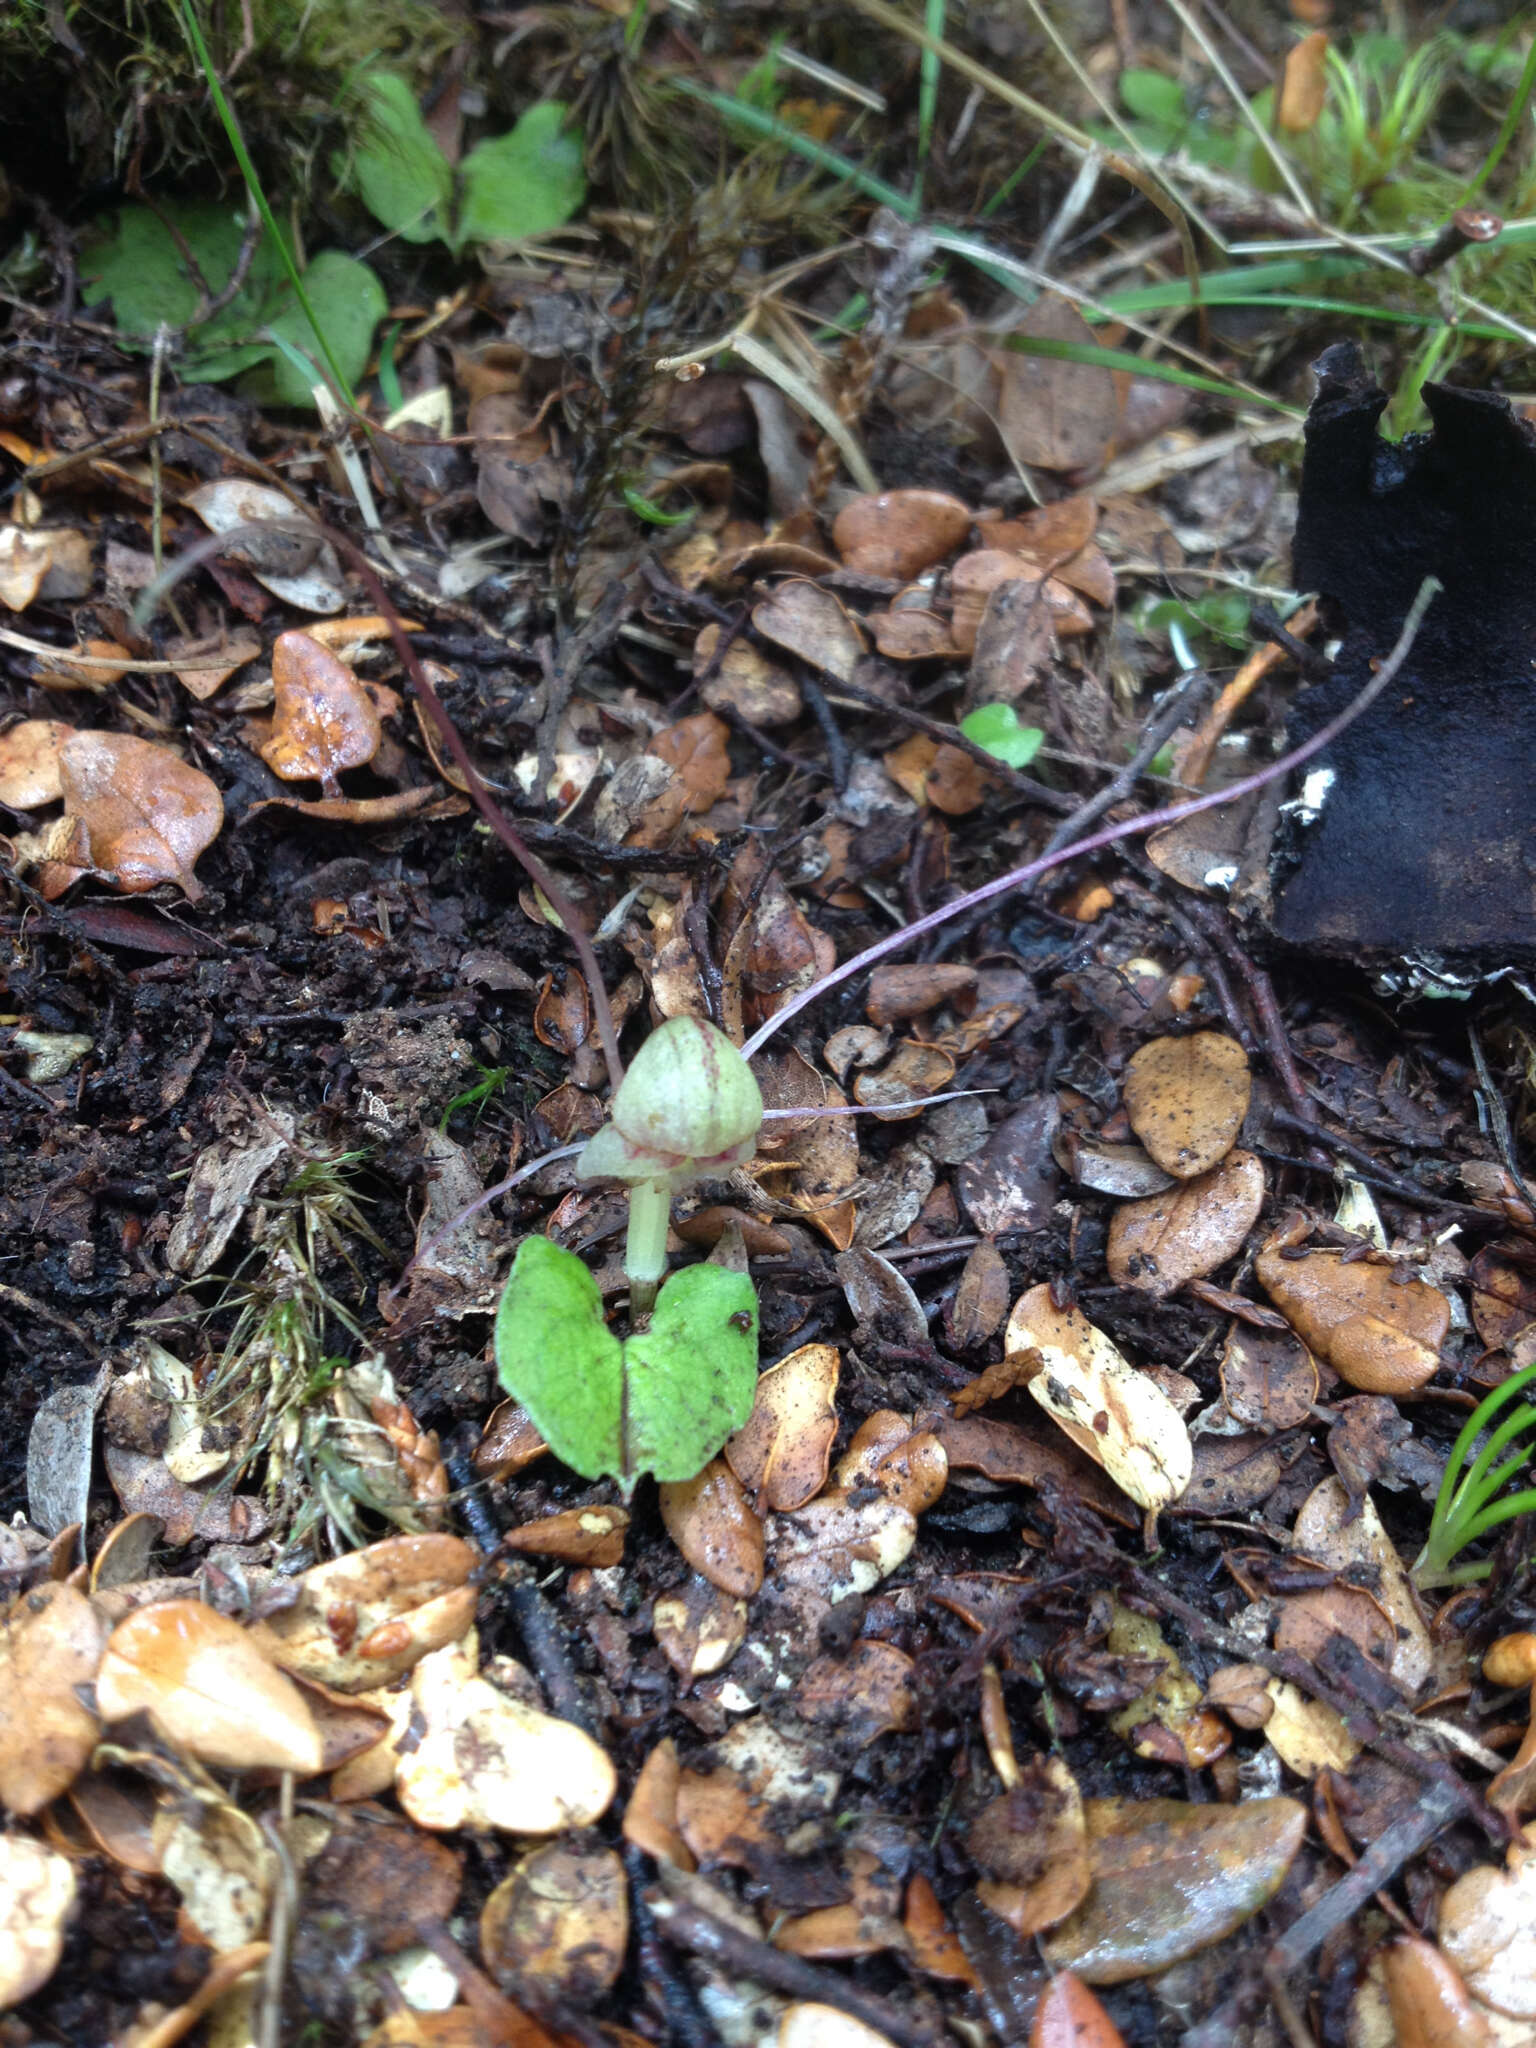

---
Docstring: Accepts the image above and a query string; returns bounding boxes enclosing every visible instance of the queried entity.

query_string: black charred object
[1271,342,1536,977]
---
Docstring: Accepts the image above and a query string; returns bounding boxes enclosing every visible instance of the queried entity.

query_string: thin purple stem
[742,576,1441,1062]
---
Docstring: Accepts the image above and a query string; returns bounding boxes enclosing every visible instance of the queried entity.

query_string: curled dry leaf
[0,718,74,807]
[260,631,383,795]
[971,1754,1091,1938]
[1038,1796,1307,1984]
[752,580,867,685]
[244,1532,480,1692]
[624,1737,696,1870]
[398,1637,615,1834]
[95,1598,324,1777]
[725,1343,840,1513]
[658,1459,765,1599]
[0,1835,77,2010]
[1122,1032,1252,1179]
[1105,1149,1265,1298]
[185,479,346,612]
[1256,1239,1449,1394]
[54,731,223,901]
[1005,1284,1193,1512]
[480,1843,628,2003]
[832,489,973,581]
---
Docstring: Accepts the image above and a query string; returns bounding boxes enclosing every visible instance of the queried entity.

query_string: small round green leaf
[959,702,1046,769]
[457,103,586,251]
[623,1264,760,1483]
[494,1235,624,1480]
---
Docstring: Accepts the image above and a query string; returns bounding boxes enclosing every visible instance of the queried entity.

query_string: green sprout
[492,1016,764,1489]
[1415,1361,1536,1588]
[960,703,1045,770]
[438,1063,512,1131]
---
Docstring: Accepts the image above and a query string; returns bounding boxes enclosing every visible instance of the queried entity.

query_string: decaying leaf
[796,1642,918,1747]
[1256,1237,1449,1394]
[0,1581,105,1815]
[658,1458,765,1598]
[726,1343,840,1513]
[624,1738,696,1870]
[1106,1603,1231,1768]
[752,580,867,684]
[0,1835,77,2010]
[185,478,347,611]
[997,296,1120,473]
[504,1505,628,1567]
[153,1792,275,1952]
[260,630,384,794]
[0,525,92,610]
[1122,1033,1251,1178]
[95,1599,324,1776]
[1005,1285,1193,1512]
[971,1754,1091,1937]
[52,731,224,900]
[243,1532,480,1691]
[0,718,74,807]
[832,489,972,581]
[1105,1150,1265,1297]
[767,1493,918,1605]
[1291,1476,1435,1694]
[398,1636,615,1834]
[653,1575,750,1680]
[1439,1837,1536,2019]
[694,623,803,727]
[1038,1796,1307,1983]
[480,1843,628,2003]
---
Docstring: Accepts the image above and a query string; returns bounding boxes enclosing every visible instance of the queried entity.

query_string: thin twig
[1038,667,1210,860]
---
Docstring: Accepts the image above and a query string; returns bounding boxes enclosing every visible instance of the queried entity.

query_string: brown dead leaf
[244,1532,480,1691]
[164,627,262,701]
[652,1576,749,1680]
[948,1241,1013,1352]
[980,494,1098,562]
[474,1401,549,1481]
[1038,1796,1307,1983]
[866,601,960,662]
[865,963,977,1027]
[1005,1285,1193,1511]
[1380,1934,1499,2048]
[0,1836,77,2009]
[795,1642,918,1746]
[55,731,223,900]
[95,1599,324,1776]
[1438,1841,1536,2019]
[260,630,383,795]
[1122,1032,1252,1178]
[645,711,731,819]
[767,1494,918,1603]
[0,525,91,610]
[1256,1241,1449,1394]
[658,1458,765,1597]
[832,489,972,580]
[967,576,1056,705]
[624,1738,696,1870]
[1279,31,1330,132]
[752,580,867,684]
[1107,1603,1231,1768]
[950,550,1092,656]
[694,623,802,727]
[903,1875,977,1986]
[925,1409,1137,1526]
[0,718,73,807]
[997,297,1121,473]
[1219,1323,1319,1430]
[1292,1477,1435,1695]
[1106,1149,1265,1297]
[1470,1242,1536,1351]
[853,1039,957,1119]
[726,1343,840,1512]
[532,969,590,1055]
[0,1582,104,1815]
[480,1843,628,2004]
[503,1505,628,1567]
[972,1755,1092,1937]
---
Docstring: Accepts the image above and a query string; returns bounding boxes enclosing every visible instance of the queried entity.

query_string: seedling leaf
[494,1239,759,1488]
[457,103,586,250]
[346,73,455,246]
[959,703,1045,769]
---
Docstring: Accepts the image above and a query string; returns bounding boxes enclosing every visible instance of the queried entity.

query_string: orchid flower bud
[575,1016,763,1318]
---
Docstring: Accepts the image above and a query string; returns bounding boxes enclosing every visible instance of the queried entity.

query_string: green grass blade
[671,80,916,217]
[914,0,946,207]
[1456,33,1536,210]
[1000,332,1301,412]
[173,0,356,404]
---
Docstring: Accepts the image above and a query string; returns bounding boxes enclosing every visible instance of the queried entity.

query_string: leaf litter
[4,8,1536,2046]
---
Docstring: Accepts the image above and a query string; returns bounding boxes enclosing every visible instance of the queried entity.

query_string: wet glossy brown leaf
[1273,1582,1397,1682]
[882,731,997,815]
[503,1505,628,1567]
[1382,1935,1498,2048]
[1171,1431,1305,1518]
[796,1641,918,1746]
[0,1836,77,2009]
[653,1576,749,1680]
[1122,1033,1251,1178]
[475,1400,550,1481]
[399,1637,615,1834]
[1256,1242,1449,1393]
[1030,1971,1129,2048]
[480,1843,628,2003]
[997,297,1121,473]
[1106,1149,1265,1297]
[261,630,383,795]
[752,580,867,684]
[659,1457,765,1597]
[95,1598,324,1776]
[244,1532,480,1692]
[532,969,590,1054]
[1038,1796,1307,1983]
[1219,1323,1319,1430]
[725,1344,840,1513]
[0,1582,104,1814]
[1005,1285,1193,1511]
[624,1737,696,1869]
[0,718,74,807]
[832,489,973,580]
[903,1875,977,1986]
[694,623,802,727]
[1470,1242,1536,1352]
[55,731,223,901]
[925,1410,1137,1527]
